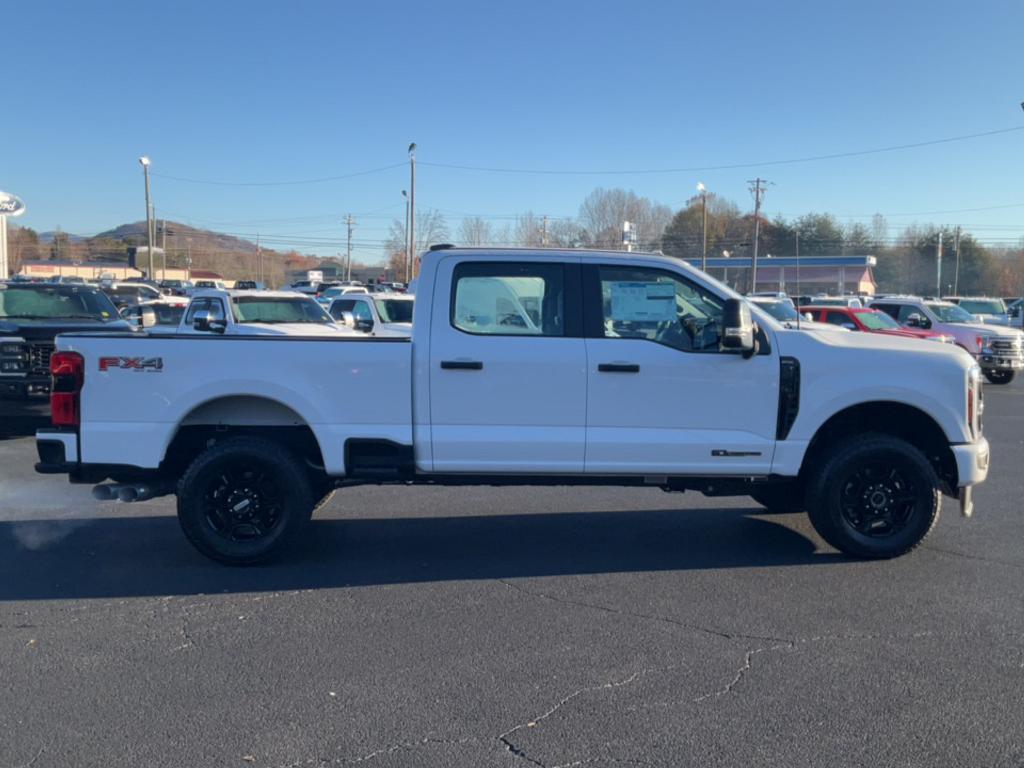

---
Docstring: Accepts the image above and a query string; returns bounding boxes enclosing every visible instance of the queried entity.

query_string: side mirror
[842,322,858,331]
[803,312,814,322]
[905,313,923,328]
[140,308,158,328]
[193,309,226,334]
[721,298,756,357]
[354,318,374,333]
[338,311,355,326]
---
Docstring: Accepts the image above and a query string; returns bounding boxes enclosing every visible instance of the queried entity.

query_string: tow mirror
[339,311,355,326]
[803,312,814,322]
[354,317,374,333]
[722,298,757,357]
[193,309,226,334]
[905,313,923,328]
[141,308,158,328]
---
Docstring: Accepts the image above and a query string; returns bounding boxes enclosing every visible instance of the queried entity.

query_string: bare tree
[459,216,492,245]
[385,209,450,276]
[578,188,672,250]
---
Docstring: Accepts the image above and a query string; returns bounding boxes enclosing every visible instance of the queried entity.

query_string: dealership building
[683,255,877,296]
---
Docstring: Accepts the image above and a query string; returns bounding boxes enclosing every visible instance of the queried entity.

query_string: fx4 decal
[99,356,164,372]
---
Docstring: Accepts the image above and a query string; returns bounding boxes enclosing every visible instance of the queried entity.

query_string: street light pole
[402,190,410,283]
[697,182,708,272]
[139,157,154,280]
[408,143,417,279]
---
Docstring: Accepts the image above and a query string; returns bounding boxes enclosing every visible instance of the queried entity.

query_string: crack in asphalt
[691,643,793,703]
[497,669,654,767]
[498,579,788,643]
[13,747,44,768]
[922,545,1024,570]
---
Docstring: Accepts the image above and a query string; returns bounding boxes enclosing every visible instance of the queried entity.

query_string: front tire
[983,369,1015,385]
[805,433,940,559]
[176,437,314,565]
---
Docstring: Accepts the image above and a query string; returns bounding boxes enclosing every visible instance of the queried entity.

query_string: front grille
[29,342,54,376]
[991,338,1023,353]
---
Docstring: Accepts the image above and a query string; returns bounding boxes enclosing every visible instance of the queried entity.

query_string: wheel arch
[160,394,327,479]
[800,400,959,494]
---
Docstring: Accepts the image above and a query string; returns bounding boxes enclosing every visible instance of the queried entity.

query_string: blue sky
[5,0,1024,262]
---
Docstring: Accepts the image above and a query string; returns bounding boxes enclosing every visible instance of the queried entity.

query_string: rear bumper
[35,429,78,473]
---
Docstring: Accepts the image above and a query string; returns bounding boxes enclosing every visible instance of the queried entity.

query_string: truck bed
[57,332,413,475]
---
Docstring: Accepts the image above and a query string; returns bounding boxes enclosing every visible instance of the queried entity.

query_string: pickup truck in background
[176,289,351,336]
[0,282,130,425]
[869,296,1024,384]
[800,305,954,344]
[36,247,989,565]
[327,292,414,337]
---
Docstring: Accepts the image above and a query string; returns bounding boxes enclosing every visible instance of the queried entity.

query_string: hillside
[91,220,260,255]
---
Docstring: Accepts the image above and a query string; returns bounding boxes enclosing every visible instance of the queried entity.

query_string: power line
[151,162,406,187]
[419,126,1024,176]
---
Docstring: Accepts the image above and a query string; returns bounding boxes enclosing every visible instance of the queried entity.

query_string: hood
[776,323,972,366]
[0,318,131,341]
[228,323,358,336]
[955,321,1021,338]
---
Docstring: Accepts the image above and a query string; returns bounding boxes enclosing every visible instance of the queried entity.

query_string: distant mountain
[37,231,87,244]
[91,220,260,255]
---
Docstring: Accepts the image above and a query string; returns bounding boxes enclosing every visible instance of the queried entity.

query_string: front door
[583,262,778,475]
[427,258,587,473]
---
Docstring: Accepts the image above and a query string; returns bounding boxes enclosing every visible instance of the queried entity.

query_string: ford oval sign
[0,191,26,217]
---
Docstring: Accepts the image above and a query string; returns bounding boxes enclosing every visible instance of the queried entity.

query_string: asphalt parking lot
[1,387,1022,768]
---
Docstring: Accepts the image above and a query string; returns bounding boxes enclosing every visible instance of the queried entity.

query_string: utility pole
[936,232,943,296]
[139,157,153,280]
[160,219,167,280]
[402,190,410,283]
[748,178,768,293]
[408,143,417,279]
[542,215,549,246]
[953,225,962,294]
[795,230,801,299]
[345,214,354,282]
[256,234,262,284]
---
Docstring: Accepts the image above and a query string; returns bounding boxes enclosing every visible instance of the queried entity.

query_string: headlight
[0,337,28,375]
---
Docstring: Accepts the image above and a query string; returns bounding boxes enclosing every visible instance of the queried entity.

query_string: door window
[184,299,209,324]
[597,266,725,352]
[351,300,374,324]
[451,262,565,336]
[896,304,925,323]
[825,311,852,327]
[329,299,357,320]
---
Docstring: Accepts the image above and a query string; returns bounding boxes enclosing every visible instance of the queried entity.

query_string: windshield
[751,299,799,322]
[374,298,414,323]
[231,296,333,324]
[927,302,974,323]
[857,310,900,330]
[0,286,118,320]
[958,299,1006,315]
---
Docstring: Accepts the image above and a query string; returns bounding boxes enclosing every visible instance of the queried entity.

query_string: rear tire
[805,433,940,559]
[983,369,1015,385]
[750,482,805,514]
[176,436,313,565]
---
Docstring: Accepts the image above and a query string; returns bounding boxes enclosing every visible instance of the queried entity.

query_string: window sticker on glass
[609,282,676,322]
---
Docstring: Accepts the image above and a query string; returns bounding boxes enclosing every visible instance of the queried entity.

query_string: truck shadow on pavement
[0,507,844,601]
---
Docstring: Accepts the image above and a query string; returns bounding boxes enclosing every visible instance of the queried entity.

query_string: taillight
[50,351,84,428]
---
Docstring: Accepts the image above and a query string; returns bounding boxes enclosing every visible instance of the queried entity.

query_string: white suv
[870,296,1024,384]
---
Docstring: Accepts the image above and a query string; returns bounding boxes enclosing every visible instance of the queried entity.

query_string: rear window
[231,296,332,324]
[374,298,414,323]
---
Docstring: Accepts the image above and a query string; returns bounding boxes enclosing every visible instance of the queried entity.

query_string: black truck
[0,282,130,428]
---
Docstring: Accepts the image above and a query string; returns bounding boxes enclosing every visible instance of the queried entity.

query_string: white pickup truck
[36,247,989,565]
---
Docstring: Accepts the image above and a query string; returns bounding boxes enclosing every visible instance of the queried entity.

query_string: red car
[799,306,953,342]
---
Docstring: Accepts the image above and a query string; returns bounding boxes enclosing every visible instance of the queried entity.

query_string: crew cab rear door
[427,257,586,472]
[581,261,778,475]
